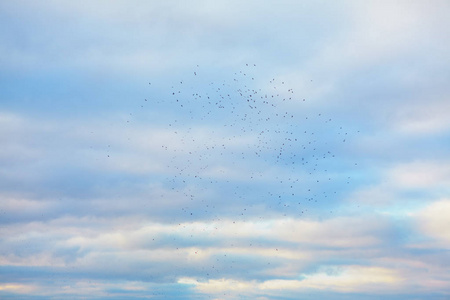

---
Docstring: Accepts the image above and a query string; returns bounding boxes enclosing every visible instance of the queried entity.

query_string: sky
[1,0,450,299]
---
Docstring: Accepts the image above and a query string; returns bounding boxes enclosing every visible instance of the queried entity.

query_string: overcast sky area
[1,1,450,299]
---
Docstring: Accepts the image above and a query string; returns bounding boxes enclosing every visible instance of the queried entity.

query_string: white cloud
[394,100,450,135]
[0,283,37,293]
[0,111,269,183]
[414,199,450,245]
[309,1,450,73]
[349,159,450,206]
[2,210,449,297]
[261,265,401,292]
[387,161,450,189]
[179,265,402,296]
[0,196,51,215]
[0,214,387,275]
[179,277,254,293]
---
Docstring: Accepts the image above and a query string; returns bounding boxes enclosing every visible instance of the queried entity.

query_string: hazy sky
[1,1,450,299]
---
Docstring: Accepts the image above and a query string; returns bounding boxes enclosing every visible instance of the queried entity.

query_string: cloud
[387,161,450,189]
[179,265,402,297]
[307,1,450,74]
[348,159,450,207]
[0,108,363,226]
[2,208,450,298]
[0,0,372,76]
[1,1,450,299]
[263,265,401,292]
[414,199,450,246]
[393,100,450,135]
[0,213,391,282]
[0,283,37,293]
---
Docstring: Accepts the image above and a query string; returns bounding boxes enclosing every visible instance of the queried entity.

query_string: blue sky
[1,1,450,299]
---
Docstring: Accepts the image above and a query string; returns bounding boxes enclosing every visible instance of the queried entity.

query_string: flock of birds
[120,64,359,220]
